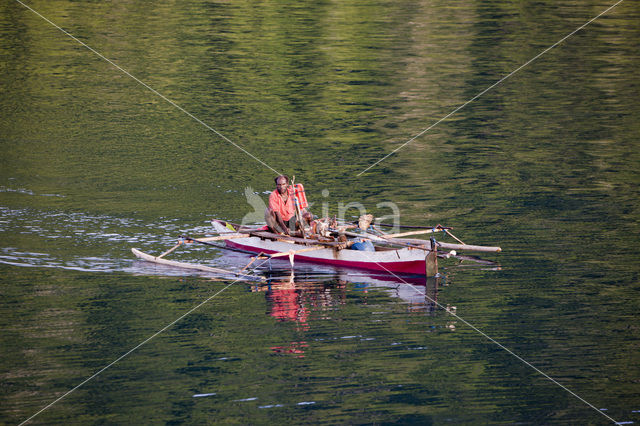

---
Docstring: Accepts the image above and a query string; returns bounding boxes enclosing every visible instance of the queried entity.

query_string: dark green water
[2,0,639,424]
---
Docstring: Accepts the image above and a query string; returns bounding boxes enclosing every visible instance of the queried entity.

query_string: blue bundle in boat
[351,239,375,251]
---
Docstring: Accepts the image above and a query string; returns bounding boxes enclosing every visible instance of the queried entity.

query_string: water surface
[1,0,639,424]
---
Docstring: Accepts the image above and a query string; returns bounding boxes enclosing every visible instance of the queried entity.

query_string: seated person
[265,175,297,235]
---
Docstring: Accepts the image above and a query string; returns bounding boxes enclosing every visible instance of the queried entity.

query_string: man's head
[275,175,289,195]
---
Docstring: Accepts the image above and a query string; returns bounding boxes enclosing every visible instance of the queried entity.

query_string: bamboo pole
[240,252,266,272]
[381,229,442,239]
[444,230,466,245]
[437,241,501,252]
[330,228,501,254]
[157,241,182,259]
[373,222,452,230]
[183,236,265,256]
[263,245,326,259]
[242,245,327,272]
[196,234,250,242]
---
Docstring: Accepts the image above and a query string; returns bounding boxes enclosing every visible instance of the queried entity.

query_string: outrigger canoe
[131,218,501,278]
[225,231,429,275]
[211,219,501,276]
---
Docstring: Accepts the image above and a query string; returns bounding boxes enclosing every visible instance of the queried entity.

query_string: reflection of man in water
[265,175,296,235]
[260,278,347,326]
[254,277,348,356]
[265,275,309,329]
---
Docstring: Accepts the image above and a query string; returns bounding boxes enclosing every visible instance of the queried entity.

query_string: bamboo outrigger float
[131,247,265,281]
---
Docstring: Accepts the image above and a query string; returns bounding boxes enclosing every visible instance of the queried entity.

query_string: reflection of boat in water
[255,267,442,321]
[253,269,455,356]
[340,272,441,314]
[252,272,346,328]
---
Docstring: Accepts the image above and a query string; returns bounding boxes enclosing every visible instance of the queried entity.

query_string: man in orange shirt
[266,175,297,235]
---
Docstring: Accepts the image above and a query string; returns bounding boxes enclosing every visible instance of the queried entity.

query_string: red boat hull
[226,239,427,275]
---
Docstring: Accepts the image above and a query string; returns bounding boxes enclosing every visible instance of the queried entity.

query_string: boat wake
[0,206,218,276]
[0,206,496,293]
